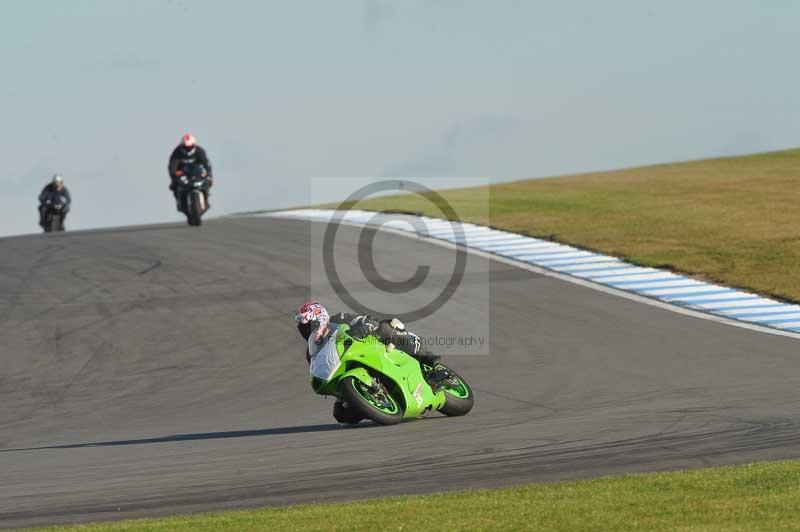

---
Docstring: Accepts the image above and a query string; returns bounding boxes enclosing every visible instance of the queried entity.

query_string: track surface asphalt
[2,217,799,529]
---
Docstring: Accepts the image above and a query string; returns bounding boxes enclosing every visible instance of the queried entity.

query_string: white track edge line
[256,212,800,341]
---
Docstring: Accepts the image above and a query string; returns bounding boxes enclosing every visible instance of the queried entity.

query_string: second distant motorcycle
[175,163,211,226]
[168,133,214,227]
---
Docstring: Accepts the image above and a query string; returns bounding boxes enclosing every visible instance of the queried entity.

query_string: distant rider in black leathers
[168,133,214,211]
[38,174,71,230]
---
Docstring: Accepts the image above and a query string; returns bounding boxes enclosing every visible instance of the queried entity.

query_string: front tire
[339,376,403,426]
[47,213,62,233]
[436,365,475,417]
[188,192,202,226]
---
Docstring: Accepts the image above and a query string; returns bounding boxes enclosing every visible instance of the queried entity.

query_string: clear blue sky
[1,0,798,236]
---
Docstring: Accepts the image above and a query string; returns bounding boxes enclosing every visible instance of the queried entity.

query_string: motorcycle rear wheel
[339,376,403,426]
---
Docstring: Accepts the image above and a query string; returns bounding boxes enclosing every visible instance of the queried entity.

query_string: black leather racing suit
[167,144,213,202]
[38,183,71,228]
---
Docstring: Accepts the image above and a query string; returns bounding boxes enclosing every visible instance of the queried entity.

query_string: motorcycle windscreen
[309,330,342,382]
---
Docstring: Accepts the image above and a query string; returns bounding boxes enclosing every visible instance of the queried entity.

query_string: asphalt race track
[2,217,800,529]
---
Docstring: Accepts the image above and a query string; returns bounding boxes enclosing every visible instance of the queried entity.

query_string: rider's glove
[348,315,378,339]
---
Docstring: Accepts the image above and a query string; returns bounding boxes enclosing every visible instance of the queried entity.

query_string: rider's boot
[417,351,448,390]
[419,351,441,367]
[332,400,362,425]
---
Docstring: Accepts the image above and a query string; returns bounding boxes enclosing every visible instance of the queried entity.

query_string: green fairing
[310,324,448,418]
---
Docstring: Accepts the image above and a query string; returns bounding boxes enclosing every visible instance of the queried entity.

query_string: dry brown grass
[351,148,800,302]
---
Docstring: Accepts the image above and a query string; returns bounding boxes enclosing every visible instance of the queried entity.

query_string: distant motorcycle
[42,194,69,233]
[176,163,210,226]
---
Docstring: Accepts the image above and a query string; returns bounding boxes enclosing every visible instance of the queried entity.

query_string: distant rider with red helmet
[168,133,214,211]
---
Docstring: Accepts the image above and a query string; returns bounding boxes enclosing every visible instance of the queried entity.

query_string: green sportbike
[309,324,475,425]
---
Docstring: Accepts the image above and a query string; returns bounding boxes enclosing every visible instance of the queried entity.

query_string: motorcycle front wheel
[46,213,62,233]
[188,192,202,226]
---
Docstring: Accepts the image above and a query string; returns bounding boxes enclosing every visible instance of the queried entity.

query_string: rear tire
[437,365,475,417]
[339,376,403,426]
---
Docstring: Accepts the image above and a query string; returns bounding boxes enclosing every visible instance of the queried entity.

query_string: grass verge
[344,148,800,302]
[32,460,800,531]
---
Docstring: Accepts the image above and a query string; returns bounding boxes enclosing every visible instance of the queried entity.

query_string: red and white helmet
[182,133,196,148]
[295,300,329,342]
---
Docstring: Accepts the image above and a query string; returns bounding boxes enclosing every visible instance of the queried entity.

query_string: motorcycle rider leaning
[294,300,443,385]
[38,174,71,229]
[168,133,213,211]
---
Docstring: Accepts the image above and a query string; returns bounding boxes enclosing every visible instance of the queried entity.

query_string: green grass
[33,460,800,531]
[343,148,800,302]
